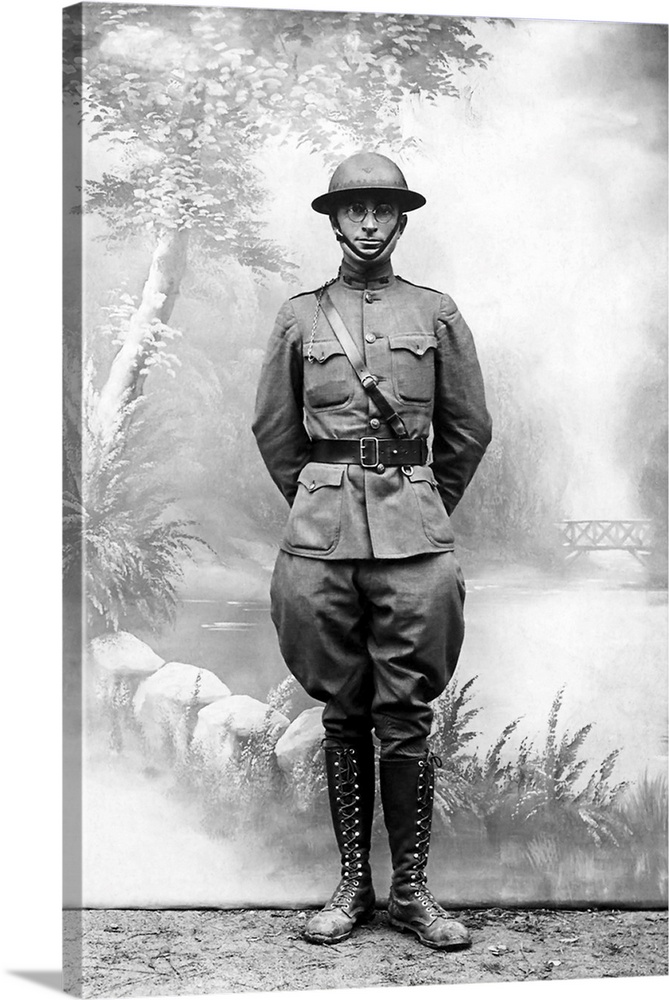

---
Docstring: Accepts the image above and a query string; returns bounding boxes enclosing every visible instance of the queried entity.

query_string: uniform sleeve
[431,295,492,514]
[252,301,311,505]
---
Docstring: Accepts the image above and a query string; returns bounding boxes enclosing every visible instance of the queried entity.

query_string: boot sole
[388,914,472,951]
[303,907,375,945]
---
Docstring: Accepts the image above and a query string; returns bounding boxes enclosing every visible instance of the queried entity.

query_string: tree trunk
[93,227,190,445]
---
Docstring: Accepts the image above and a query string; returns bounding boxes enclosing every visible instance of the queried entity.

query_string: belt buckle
[360,437,379,468]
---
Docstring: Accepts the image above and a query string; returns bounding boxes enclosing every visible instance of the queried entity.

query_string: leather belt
[310,437,428,469]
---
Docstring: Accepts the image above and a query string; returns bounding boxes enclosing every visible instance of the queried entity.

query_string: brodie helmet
[311,152,426,215]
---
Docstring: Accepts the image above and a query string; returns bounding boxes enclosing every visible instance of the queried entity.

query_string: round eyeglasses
[345,202,397,224]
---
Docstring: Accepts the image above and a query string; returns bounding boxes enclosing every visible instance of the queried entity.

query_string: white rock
[133,662,231,765]
[89,632,164,677]
[85,632,166,721]
[274,706,324,775]
[133,662,230,715]
[192,695,289,767]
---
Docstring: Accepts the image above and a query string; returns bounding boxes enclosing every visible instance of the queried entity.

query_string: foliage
[63,373,208,636]
[96,666,666,901]
[428,678,631,850]
[619,772,668,898]
[463,686,631,849]
[64,284,217,634]
[267,675,303,720]
[266,675,636,856]
[429,677,483,827]
[182,715,287,841]
[284,741,329,819]
[99,289,183,380]
[266,675,329,817]
[257,676,637,854]
[63,5,509,265]
[105,677,134,756]
[622,771,669,840]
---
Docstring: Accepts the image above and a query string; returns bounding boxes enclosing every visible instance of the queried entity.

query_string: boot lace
[330,745,368,886]
[407,753,444,918]
[330,877,360,909]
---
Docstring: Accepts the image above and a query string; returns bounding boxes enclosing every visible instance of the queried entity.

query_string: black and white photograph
[52,0,669,996]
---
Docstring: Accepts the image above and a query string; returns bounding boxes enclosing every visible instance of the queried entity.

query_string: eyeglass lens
[346,202,396,224]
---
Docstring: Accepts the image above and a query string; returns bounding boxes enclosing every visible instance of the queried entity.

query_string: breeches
[270,551,466,759]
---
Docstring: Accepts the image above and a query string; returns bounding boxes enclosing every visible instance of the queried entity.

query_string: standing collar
[338,257,395,290]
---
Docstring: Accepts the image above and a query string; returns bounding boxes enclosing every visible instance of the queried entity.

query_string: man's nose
[361,211,378,232]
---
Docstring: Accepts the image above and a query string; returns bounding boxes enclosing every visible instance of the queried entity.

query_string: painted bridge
[556,519,654,563]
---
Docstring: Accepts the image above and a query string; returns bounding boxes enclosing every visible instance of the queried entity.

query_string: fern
[63,367,212,634]
[267,675,302,719]
[429,675,481,762]
[504,691,629,846]
[443,682,633,849]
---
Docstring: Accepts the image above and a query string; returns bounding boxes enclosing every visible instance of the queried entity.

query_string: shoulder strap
[319,291,408,439]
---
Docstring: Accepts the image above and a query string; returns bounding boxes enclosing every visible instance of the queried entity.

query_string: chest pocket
[388,333,438,403]
[303,340,351,409]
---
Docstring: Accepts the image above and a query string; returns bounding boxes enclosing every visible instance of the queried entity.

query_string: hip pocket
[404,465,454,546]
[284,462,345,553]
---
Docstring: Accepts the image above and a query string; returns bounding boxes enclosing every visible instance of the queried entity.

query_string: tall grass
[619,772,668,898]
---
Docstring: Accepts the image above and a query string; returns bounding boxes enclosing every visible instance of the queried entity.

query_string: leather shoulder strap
[319,291,408,439]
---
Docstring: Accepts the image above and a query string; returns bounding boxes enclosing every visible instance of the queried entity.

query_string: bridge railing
[556,519,653,560]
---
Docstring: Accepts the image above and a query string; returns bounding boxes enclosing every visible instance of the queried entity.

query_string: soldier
[253,152,492,950]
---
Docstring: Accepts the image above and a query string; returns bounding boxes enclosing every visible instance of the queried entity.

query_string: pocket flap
[388,333,438,357]
[406,465,438,487]
[297,463,346,492]
[302,339,346,363]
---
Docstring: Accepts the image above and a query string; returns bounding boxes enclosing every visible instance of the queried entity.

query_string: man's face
[332,195,406,267]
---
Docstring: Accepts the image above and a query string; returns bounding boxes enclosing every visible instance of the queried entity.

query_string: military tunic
[253,257,491,757]
[253,259,492,559]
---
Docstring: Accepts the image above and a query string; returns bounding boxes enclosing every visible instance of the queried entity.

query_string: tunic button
[370,418,381,430]
[364,291,374,303]
[308,482,316,492]
[365,333,376,344]
[376,464,385,474]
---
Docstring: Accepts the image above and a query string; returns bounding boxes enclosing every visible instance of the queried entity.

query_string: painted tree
[63,3,510,444]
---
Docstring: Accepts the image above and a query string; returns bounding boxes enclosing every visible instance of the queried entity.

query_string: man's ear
[330,214,344,240]
[398,214,408,236]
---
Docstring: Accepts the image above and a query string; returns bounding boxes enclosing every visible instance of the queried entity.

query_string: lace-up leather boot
[303,742,376,944]
[380,755,471,950]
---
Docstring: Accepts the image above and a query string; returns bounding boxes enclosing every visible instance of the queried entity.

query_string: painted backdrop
[63,4,667,909]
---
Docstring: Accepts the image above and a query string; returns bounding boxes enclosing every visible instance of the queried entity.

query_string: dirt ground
[63,906,667,997]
